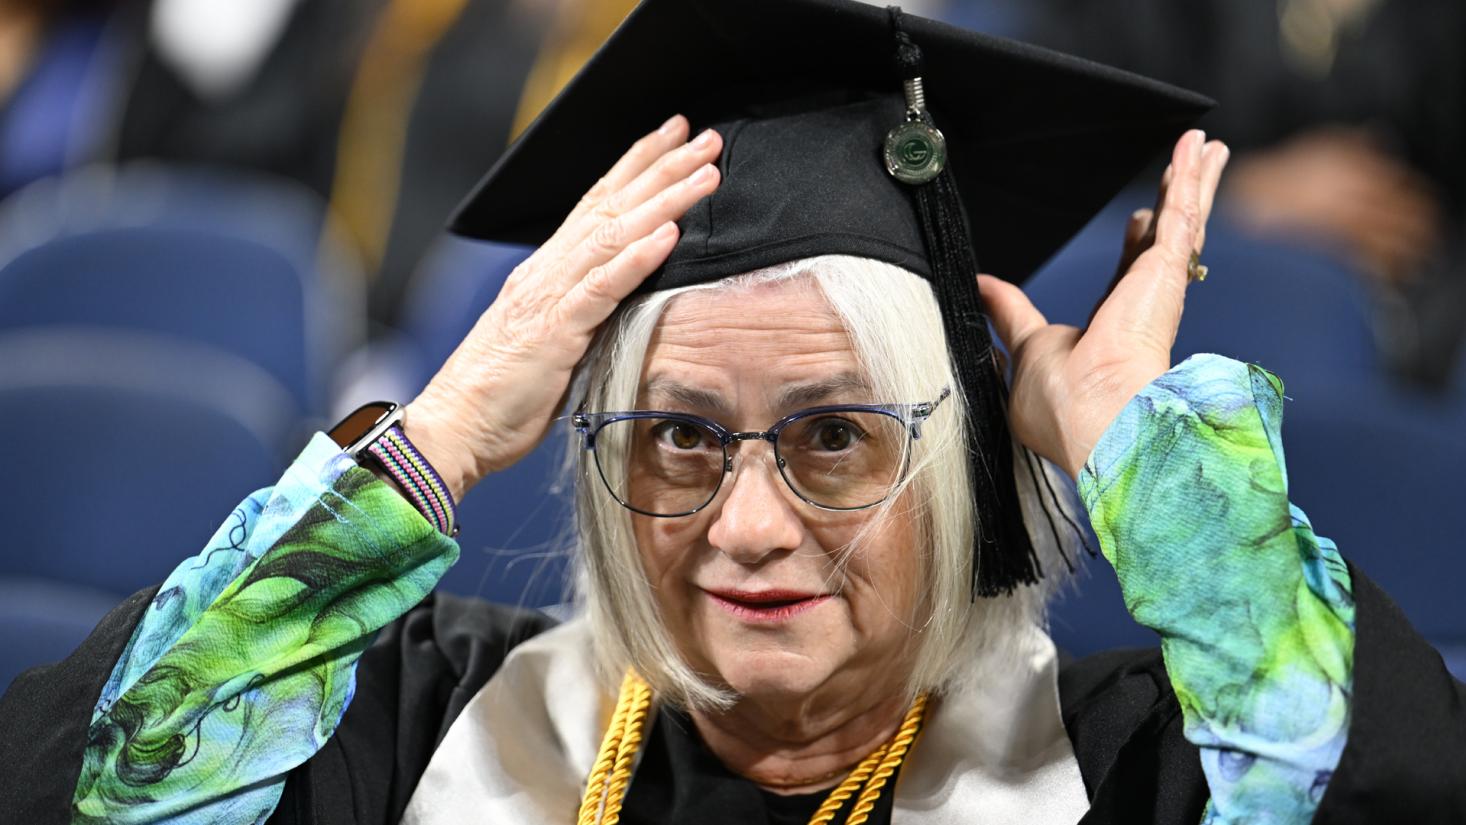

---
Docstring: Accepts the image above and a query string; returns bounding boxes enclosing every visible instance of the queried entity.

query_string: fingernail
[1191,130,1206,161]
[655,221,678,241]
[658,114,682,136]
[692,129,717,149]
[689,164,716,186]
[1131,208,1149,222]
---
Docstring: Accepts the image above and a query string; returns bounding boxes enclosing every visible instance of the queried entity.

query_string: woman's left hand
[978,129,1231,478]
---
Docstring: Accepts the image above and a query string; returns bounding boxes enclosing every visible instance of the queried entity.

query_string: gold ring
[1188,250,1208,283]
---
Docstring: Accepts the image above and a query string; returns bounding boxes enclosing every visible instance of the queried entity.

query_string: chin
[678,597,857,700]
[710,643,837,700]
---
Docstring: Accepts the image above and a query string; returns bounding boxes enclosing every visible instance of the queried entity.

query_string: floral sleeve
[1078,354,1356,823]
[70,434,459,824]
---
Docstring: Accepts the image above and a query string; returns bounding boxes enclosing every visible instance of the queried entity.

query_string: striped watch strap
[364,424,459,536]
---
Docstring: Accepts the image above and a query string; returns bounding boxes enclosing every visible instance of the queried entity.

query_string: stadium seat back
[0,328,295,595]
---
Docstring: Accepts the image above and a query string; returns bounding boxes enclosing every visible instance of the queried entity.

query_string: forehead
[641,277,861,396]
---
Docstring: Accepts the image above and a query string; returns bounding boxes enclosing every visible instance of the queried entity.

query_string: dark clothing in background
[368,0,543,324]
[112,0,383,199]
[1027,0,1466,203]
[1026,0,1466,384]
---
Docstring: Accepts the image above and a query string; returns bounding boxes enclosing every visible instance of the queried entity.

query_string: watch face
[329,402,398,450]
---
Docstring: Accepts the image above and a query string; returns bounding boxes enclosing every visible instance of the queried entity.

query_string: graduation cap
[450,0,1213,596]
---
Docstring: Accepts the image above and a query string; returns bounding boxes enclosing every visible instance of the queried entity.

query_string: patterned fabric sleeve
[70,433,459,824]
[1078,354,1356,824]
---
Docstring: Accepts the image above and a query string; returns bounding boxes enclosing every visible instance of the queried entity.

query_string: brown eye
[672,424,702,449]
[816,420,857,451]
[652,421,706,450]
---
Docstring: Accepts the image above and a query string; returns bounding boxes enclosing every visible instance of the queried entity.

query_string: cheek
[830,507,922,633]
[632,515,707,604]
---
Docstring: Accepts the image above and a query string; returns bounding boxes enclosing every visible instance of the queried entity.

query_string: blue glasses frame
[572,387,951,517]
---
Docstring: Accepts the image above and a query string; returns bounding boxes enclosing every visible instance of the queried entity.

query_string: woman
[2,1,1462,823]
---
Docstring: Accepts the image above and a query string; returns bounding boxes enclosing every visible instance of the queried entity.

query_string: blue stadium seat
[0,577,119,693]
[1280,380,1466,654]
[0,328,296,596]
[0,165,365,415]
[1027,207,1378,382]
[399,236,533,372]
[398,237,572,605]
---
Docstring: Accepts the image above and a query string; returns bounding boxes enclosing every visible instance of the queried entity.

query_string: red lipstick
[702,588,831,623]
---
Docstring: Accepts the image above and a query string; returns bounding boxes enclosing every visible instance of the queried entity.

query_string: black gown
[1,561,1462,824]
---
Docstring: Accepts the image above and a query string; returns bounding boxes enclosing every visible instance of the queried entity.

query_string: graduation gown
[1,570,1461,824]
[2,357,1463,823]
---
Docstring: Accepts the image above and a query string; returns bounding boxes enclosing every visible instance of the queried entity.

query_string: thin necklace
[577,671,929,825]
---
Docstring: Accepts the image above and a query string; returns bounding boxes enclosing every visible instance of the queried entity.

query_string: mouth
[701,588,831,623]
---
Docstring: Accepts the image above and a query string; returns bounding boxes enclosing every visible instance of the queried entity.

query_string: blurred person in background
[116,0,557,326]
[325,0,561,324]
[1,0,380,198]
[113,0,383,198]
[1025,0,1466,388]
[0,0,118,197]
[0,0,557,325]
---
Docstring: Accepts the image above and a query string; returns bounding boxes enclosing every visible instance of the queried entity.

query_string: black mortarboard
[449,0,1212,595]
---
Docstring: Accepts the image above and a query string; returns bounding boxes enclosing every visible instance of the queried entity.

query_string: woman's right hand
[404,115,724,501]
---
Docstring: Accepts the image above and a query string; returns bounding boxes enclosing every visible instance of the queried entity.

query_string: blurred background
[1,0,1462,690]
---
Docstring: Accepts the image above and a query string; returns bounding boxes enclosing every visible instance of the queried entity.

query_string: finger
[1094,207,1156,325]
[574,129,722,243]
[1116,207,1154,277]
[525,117,688,272]
[1194,141,1231,253]
[1104,163,1172,297]
[1125,209,1153,262]
[1091,130,1206,340]
[1152,130,1207,269]
[1145,164,1172,246]
[559,162,721,284]
[562,114,689,229]
[553,128,723,261]
[978,274,1048,352]
[560,221,683,328]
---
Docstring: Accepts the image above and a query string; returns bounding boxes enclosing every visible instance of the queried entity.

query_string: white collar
[403,617,1088,823]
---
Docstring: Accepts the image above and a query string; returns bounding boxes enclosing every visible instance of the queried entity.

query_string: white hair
[565,255,1080,710]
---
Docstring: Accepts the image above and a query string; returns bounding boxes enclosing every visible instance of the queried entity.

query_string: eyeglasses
[572,388,950,517]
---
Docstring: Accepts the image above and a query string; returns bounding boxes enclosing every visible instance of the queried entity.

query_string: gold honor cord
[578,671,929,825]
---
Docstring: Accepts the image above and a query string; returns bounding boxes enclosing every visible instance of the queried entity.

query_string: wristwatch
[328,401,459,536]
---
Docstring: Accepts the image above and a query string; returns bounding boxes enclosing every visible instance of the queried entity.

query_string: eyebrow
[642,379,733,416]
[640,372,873,416]
[772,372,873,410]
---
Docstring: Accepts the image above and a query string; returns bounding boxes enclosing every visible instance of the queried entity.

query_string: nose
[705,446,804,565]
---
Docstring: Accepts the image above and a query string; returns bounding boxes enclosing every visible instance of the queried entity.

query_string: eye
[811,418,861,451]
[651,421,707,450]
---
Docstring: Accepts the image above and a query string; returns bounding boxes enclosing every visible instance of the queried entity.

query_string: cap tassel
[888,8,1042,597]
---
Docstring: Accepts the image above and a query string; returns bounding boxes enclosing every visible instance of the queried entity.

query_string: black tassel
[888,9,1041,597]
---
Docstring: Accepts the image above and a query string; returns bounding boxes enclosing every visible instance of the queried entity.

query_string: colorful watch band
[364,424,459,536]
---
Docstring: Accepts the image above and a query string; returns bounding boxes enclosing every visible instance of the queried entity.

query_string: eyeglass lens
[591,411,909,516]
